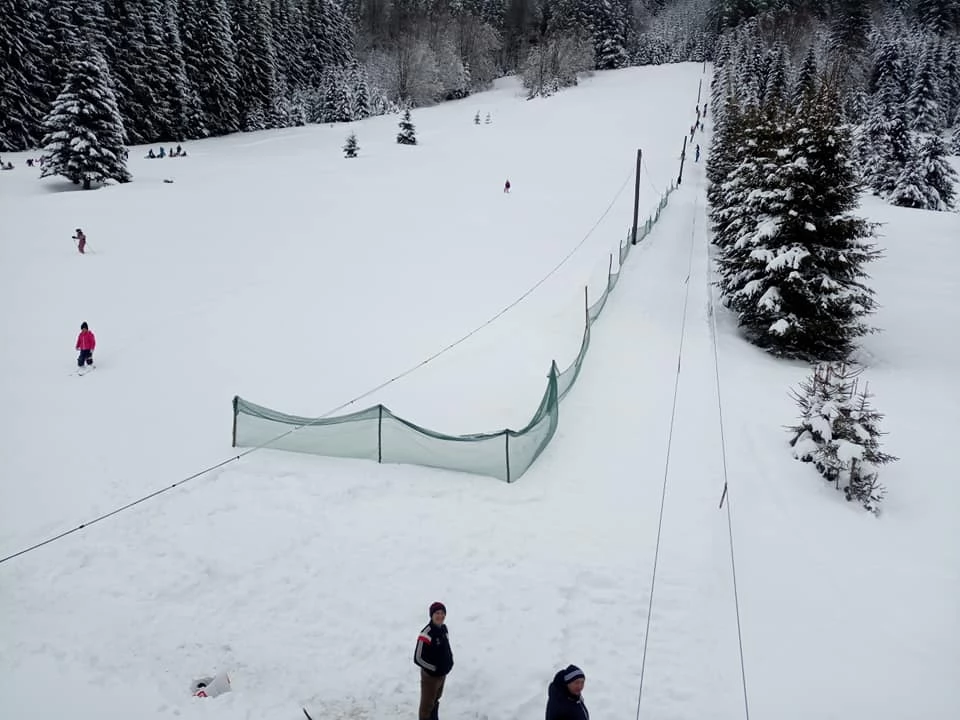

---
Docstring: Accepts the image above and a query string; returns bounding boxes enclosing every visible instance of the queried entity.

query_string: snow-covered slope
[1,64,957,720]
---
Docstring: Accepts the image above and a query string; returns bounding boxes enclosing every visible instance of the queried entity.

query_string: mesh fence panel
[233,183,677,481]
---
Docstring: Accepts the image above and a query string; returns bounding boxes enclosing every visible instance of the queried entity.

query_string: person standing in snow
[695,144,701,163]
[414,602,454,720]
[75,321,96,369]
[545,665,589,720]
[73,228,87,254]
[504,179,511,193]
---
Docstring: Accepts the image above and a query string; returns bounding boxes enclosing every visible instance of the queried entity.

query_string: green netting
[232,182,677,482]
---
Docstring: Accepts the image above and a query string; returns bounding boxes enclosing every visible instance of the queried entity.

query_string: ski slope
[1,64,958,720]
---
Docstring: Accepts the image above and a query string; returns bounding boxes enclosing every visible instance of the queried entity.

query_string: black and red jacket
[413,622,454,677]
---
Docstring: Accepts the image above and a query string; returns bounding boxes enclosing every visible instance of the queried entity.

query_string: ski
[303,709,315,720]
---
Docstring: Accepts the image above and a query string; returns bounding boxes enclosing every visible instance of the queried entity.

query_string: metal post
[504,432,511,483]
[631,148,643,245]
[678,135,688,186]
[231,396,238,447]
[378,405,383,463]
[584,285,589,327]
[697,77,703,104]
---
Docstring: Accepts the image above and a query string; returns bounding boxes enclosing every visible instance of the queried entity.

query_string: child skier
[75,322,96,370]
[73,228,87,254]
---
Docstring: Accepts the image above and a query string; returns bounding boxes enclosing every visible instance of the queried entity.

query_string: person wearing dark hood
[414,602,454,720]
[546,665,589,720]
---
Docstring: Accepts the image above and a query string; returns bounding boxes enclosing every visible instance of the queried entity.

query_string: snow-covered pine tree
[349,61,371,120]
[788,361,896,515]
[907,45,946,133]
[231,0,280,131]
[918,133,957,209]
[39,0,114,112]
[792,45,819,106]
[474,111,481,124]
[717,86,881,360]
[40,54,131,189]
[397,109,417,145]
[179,0,240,135]
[938,39,960,128]
[763,45,789,110]
[104,0,164,144]
[917,0,960,36]
[159,0,205,138]
[886,131,940,210]
[707,93,749,248]
[485,112,492,124]
[343,131,358,158]
[952,124,960,154]
[0,0,47,150]
[319,69,353,123]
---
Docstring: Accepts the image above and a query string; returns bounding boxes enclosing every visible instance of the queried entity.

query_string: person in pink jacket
[75,322,96,369]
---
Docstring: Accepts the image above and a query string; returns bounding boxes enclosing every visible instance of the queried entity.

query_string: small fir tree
[951,124,960,154]
[889,151,939,209]
[919,133,957,209]
[343,131,358,158]
[485,112,492,124]
[788,361,897,515]
[474,111,481,124]
[40,55,131,189]
[397,109,416,145]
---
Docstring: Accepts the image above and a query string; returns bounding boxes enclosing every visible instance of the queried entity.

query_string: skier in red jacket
[75,322,96,370]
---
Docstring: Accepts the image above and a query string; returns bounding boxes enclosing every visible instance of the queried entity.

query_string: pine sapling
[787,362,897,514]
[343,132,359,158]
[397,109,417,145]
[474,111,481,125]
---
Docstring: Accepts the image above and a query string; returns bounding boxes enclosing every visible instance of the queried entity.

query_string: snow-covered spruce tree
[707,93,750,249]
[343,131,358,158]
[889,147,939,209]
[40,55,131,189]
[178,0,240,135]
[919,133,957,209]
[716,87,881,360]
[231,0,281,131]
[474,111,481,124]
[0,0,47,150]
[397,109,417,145]
[952,124,960,154]
[906,46,946,134]
[788,361,897,515]
[792,45,819,106]
[349,61,371,120]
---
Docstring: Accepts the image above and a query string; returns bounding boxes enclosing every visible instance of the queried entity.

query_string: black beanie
[429,601,446,617]
[562,665,585,684]
[80,322,88,330]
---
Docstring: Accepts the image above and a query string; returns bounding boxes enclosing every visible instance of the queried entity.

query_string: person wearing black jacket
[414,602,454,720]
[545,665,589,720]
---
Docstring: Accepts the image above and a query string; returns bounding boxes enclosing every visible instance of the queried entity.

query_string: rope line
[704,165,751,720]
[0,166,639,567]
[635,159,700,720]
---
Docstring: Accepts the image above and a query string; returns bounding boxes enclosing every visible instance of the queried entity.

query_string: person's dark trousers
[419,669,445,720]
[77,349,93,367]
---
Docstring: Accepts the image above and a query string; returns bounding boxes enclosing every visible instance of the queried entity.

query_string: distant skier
[695,144,701,163]
[75,322,96,370]
[504,179,511,193]
[546,665,589,720]
[414,602,454,720]
[73,228,87,254]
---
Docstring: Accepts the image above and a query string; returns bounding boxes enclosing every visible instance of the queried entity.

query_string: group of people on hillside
[414,602,589,720]
[147,145,187,158]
